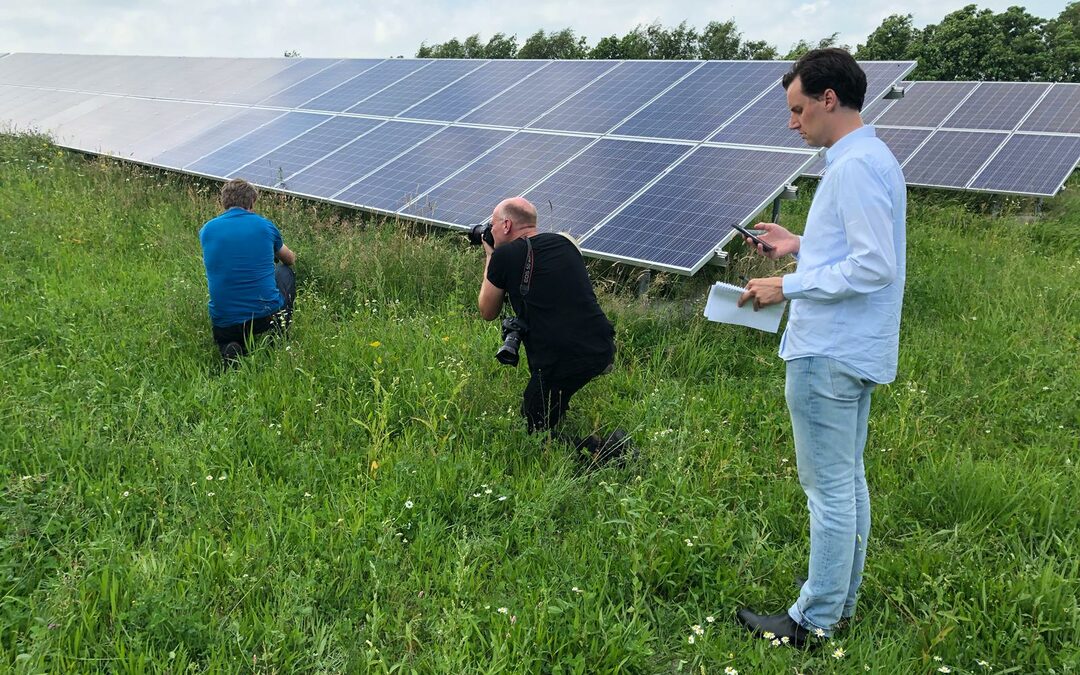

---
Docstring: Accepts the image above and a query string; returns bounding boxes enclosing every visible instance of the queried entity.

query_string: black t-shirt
[487,233,614,374]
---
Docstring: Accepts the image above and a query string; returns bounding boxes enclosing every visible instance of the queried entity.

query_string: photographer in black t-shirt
[478,197,617,449]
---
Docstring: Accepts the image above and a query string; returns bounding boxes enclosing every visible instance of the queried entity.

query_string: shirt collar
[825,125,876,166]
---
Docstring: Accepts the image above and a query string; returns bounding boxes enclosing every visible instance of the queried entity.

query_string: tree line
[416,3,1080,82]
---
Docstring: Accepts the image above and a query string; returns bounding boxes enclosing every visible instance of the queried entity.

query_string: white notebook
[703,281,787,333]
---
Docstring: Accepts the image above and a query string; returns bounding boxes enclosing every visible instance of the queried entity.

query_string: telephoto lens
[496,317,527,366]
[468,223,494,247]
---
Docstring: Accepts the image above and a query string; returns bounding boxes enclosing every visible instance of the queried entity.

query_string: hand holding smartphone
[732,223,776,252]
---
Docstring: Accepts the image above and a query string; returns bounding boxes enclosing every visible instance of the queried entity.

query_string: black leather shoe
[793,578,853,633]
[735,608,813,649]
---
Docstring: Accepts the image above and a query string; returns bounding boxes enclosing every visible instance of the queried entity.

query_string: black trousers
[521,357,612,433]
[211,263,296,356]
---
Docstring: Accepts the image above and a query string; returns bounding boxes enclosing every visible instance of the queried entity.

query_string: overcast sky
[1,0,1069,60]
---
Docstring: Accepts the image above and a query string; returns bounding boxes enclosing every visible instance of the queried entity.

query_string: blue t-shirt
[199,207,285,328]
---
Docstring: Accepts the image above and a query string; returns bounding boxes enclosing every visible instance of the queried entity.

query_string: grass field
[1,132,1078,673]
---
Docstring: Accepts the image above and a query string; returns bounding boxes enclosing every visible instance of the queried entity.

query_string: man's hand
[743,222,799,260]
[738,276,785,311]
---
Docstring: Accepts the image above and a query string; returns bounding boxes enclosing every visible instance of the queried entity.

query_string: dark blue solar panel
[153,108,281,168]
[348,60,485,117]
[873,81,976,128]
[401,61,550,122]
[942,82,1050,130]
[529,61,699,134]
[230,116,384,187]
[407,132,593,226]
[970,134,1080,196]
[185,111,327,177]
[803,126,931,177]
[713,61,914,148]
[581,146,811,272]
[523,139,691,238]
[902,130,1007,188]
[283,120,444,198]
[229,58,340,104]
[301,59,432,112]
[258,59,383,108]
[613,61,787,141]
[335,126,510,212]
[460,60,617,128]
[1019,83,1080,134]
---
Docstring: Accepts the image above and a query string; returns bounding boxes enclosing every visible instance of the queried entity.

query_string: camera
[468,223,494,247]
[496,316,528,366]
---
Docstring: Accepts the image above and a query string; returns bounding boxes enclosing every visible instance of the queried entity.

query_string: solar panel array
[804,80,1080,197]
[0,53,915,274]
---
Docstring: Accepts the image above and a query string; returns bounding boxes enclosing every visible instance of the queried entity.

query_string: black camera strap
[515,235,534,325]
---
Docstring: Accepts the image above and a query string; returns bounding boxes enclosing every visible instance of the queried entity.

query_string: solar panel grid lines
[230,115,385,188]
[347,59,488,117]
[237,57,345,106]
[404,130,597,227]
[614,61,788,141]
[459,60,622,128]
[1020,83,1080,134]
[257,59,384,109]
[968,133,1080,196]
[900,129,1010,188]
[940,81,1051,131]
[185,110,329,177]
[399,60,552,122]
[281,119,445,199]
[580,145,815,273]
[153,108,283,168]
[802,126,934,178]
[333,125,511,212]
[300,58,434,112]
[527,60,704,135]
[523,138,693,238]
[871,81,977,128]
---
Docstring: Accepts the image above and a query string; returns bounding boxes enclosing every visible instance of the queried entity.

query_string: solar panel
[901,130,1008,188]
[942,82,1050,130]
[1,53,928,274]
[581,146,813,273]
[335,125,510,213]
[529,60,700,134]
[873,81,977,128]
[613,61,787,141]
[282,120,444,198]
[459,60,618,128]
[969,133,1080,196]
[153,108,282,168]
[1019,83,1080,134]
[301,59,433,112]
[347,60,485,117]
[258,60,383,108]
[711,61,915,148]
[406,131,594,226]
[230,115,385,187]
[185,111,328,176]
[524,139,691,238]
[402,61,550,122]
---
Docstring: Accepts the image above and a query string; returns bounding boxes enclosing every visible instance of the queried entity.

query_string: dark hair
[782,48,866,111]
[220,178,258,210]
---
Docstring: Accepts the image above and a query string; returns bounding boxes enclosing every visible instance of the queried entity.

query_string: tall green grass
[1,133,1077,673]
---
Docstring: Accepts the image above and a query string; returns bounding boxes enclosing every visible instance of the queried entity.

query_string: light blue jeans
[784,356,875,635]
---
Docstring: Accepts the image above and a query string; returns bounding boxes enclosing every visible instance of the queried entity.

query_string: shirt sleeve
[267,219,283,252]
[486,246,508,290]
[782,157,898,302]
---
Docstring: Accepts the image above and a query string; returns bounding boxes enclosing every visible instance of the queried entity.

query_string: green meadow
[1,132,1077,673]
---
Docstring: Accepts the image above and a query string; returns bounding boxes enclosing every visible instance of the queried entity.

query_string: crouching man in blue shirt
[735,49,907,647]
[199,178,297,366]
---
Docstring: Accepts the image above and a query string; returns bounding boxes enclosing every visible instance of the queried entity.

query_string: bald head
[495,197,538,229]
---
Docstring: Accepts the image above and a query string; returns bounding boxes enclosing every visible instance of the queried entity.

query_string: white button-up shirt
[780,126,907,384]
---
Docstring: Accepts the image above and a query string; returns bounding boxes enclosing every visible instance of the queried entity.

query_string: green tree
[463,34,486,59]
[739,40,779,60]
[484,32,519,59]
[698,20,742,59]
[783,33,843,60]
[517,28,588,59]
[911,4,1048,80]
[1044,2,1080,80]
[588,35,623,59]
[856,14,919,60]
[646,21,700,59]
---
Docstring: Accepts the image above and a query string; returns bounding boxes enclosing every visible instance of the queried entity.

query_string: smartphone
[732,223,776,252]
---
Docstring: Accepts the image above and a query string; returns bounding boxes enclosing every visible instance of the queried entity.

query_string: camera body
[468,223,495,248]
[496,316,528,366]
